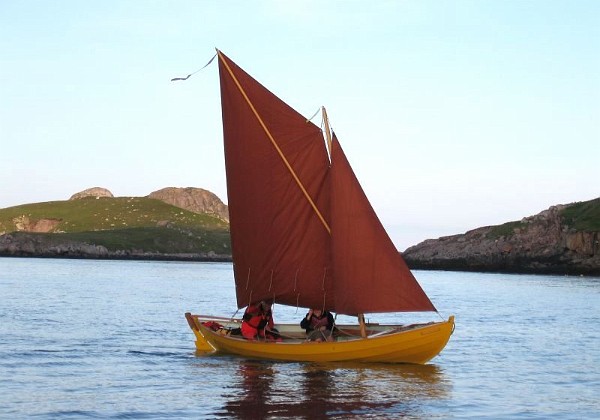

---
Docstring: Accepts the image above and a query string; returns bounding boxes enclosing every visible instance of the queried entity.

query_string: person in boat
[300,308,335,342]
[241,300,280,341]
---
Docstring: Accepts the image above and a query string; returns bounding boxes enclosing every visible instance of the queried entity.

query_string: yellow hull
[185,313,454,364]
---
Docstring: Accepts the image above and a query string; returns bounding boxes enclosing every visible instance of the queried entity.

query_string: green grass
[0,197,231,254]
[0,197,228,233]
[484,197,599,240]
[486,221,526,239]
[560,198,600,231]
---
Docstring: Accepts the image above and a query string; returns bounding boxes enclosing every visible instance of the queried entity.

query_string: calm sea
[0,258,598,419]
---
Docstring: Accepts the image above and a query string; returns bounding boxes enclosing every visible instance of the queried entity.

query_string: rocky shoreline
[0,232,232,262]
[403,204,599,276]
[2,188,598,275]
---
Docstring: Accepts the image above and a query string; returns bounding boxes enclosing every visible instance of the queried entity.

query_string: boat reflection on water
[222,360,276,419]
[221,358,450,418]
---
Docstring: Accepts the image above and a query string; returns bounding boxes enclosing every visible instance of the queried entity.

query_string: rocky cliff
[403,200,600,276]
[66,186,229,221]
[148,187,229,222]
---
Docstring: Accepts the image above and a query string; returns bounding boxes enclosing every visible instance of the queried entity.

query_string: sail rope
[320,115,334,134]
[245,267,251,290]
[230,308,241,321]
[170,53,217,82]
[306,107,320,123]
[328,313,361,338]
[307,107,335,163]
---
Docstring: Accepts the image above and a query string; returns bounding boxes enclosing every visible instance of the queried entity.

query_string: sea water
[0,258,598,419]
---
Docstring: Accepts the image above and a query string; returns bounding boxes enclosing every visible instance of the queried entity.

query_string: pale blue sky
[1,1,598,250]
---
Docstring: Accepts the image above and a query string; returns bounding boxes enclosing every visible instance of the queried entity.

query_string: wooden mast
[358,314,367,338]
[322,106,333,160]
[322,106,367,338]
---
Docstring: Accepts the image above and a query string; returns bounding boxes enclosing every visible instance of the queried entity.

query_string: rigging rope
[306,107,320,123]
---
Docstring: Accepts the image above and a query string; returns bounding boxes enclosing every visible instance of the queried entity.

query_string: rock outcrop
[403,203,600,276]
[70,187,114,200]
[148,187,229,221]
[12,216,61,233]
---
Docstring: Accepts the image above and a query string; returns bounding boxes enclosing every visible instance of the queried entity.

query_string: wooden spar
[322,106,333,160]
[216,49,331,235]
[324,106,365,334]
[358,314,367,338]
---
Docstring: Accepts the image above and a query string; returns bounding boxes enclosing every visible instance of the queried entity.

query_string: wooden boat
[185,50,454,364]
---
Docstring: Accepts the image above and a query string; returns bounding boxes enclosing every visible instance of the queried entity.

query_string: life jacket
[241,304,274,339]
[310,313,331,330]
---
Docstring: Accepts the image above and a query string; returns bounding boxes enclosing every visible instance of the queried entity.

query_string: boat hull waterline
[186,313,454,364]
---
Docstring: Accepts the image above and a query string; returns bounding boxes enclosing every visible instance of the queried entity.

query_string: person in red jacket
[241,301,280,341]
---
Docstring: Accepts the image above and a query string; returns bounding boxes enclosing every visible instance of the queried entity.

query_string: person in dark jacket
[300,308,335,342]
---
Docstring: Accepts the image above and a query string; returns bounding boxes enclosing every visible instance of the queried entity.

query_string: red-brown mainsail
[217,50,434,315]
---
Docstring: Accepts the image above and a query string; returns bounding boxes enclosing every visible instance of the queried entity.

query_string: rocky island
[0,187,232,262]
[403,198,599,276]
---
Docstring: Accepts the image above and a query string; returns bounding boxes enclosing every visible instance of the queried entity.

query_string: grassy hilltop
[484,198,600,239]
[0,197,231,258]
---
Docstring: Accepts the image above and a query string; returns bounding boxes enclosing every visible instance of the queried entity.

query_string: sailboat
[185,50,454,364]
